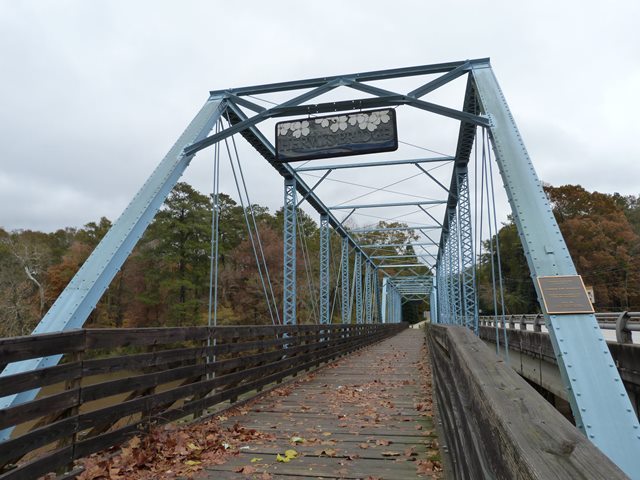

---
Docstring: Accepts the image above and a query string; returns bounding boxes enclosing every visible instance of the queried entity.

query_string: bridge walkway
[202,328,442,479]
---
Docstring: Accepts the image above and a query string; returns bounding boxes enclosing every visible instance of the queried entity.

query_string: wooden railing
[0,323,406,479]
[426,324,628,479]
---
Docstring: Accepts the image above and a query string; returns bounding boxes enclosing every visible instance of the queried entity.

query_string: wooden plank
[0,417,77,467]
[0,330,84,364]
[0,362,82,398]
[0,389,79,431]
[0,445,73,480]
[427,324,628,480]
[80,363,206,402]
[84,327,209,349]
[81,346,205,376]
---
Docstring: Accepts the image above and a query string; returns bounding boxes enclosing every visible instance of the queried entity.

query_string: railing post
[319,214,330,325]
[616,311,632,344]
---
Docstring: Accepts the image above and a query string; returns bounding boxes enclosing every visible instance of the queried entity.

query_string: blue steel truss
[2,58,637,475]
[364,261,372,324]
[319,214,330,324]
[457,166,477,332]
[341,237,350,323]
[283,177,297,326]
[354,253,363,324]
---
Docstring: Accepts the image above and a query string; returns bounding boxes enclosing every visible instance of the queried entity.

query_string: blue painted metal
[0,96,227,426]
[319,214,330,324]
[283,177,297,327]
[456,166,478,332]
[341,237,350,323]
[365,262,372,324]
[354,226,439,234]
[381,276,388,323]
[294,156,454,172]
[355,253,363,324]
[472,62,640,476]
[330,200,445,210]
[374,267,382,323]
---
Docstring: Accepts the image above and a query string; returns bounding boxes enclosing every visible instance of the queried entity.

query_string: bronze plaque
[537,275,595,315]
[275,109,398,162]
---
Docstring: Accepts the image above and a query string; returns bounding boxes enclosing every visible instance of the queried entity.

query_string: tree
[141,182,213,326]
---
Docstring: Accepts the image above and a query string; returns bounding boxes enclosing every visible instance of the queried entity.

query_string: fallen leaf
[376,439,391,446]
[276,453,290,463]
[284,449,298,459]
[250,457,263,463]
[235,465,257,474]
[381,451,401,457]
[184,460,201,466]
[359,443,369,449]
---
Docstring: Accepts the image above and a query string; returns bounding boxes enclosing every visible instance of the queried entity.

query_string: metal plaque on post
[537,275,595,314]
[275,109,398,162]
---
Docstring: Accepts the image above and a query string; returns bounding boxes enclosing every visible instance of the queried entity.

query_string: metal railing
[478,312,640,344]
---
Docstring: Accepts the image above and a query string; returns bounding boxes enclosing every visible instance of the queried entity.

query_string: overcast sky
[1,0,639,233]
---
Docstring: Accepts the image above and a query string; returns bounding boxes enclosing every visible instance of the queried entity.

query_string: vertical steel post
[355,253,363,324]
[319,214,330,324]
[457,165,478,332]
[341,237,350,323]
[431,275,438,323]
[365,261,372,323]
[283,177,297,327]
[375,267,382,323]
[381,276,388,323]
[473,63,640,475]
[449,209,462,324]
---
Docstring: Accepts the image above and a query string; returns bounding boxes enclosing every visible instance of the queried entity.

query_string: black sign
[537,275,595,315]
[275,109,398,162]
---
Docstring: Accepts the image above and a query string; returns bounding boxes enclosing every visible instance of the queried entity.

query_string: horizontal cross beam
[331,200,446,210]
[294,156,454,172]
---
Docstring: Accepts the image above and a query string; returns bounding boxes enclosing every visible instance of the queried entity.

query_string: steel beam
[341,237,350,323]
[319,214,330,324]
[209,58,490,96]
[381,277,388,323]
[456,165,478,332]
[473,62,640,475]
[283,178,297,327]
[355,253,363,324]
[294,156,453,172]
[330,200,445,210]
[365,262,372,324]
[353,226,439,234]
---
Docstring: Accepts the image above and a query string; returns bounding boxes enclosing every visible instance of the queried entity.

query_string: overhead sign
[537,275,595,315]
[275,109,398,162]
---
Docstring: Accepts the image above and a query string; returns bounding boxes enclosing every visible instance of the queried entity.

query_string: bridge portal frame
[2,58,637,476]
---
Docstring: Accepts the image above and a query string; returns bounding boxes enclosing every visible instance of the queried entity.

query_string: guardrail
[426,324,627,479]
[0,323,406,480]
[478,312,640,343]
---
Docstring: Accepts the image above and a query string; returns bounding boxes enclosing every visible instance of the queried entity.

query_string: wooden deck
[200,328,441,479]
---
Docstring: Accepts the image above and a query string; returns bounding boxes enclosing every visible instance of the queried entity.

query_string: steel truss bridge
[1,58,639,479]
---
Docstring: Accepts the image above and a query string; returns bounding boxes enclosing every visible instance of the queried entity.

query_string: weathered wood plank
[0,330,84,364]
[427,324,628,480]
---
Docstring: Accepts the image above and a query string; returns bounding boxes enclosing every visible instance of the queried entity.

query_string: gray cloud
[1,0,638,232]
